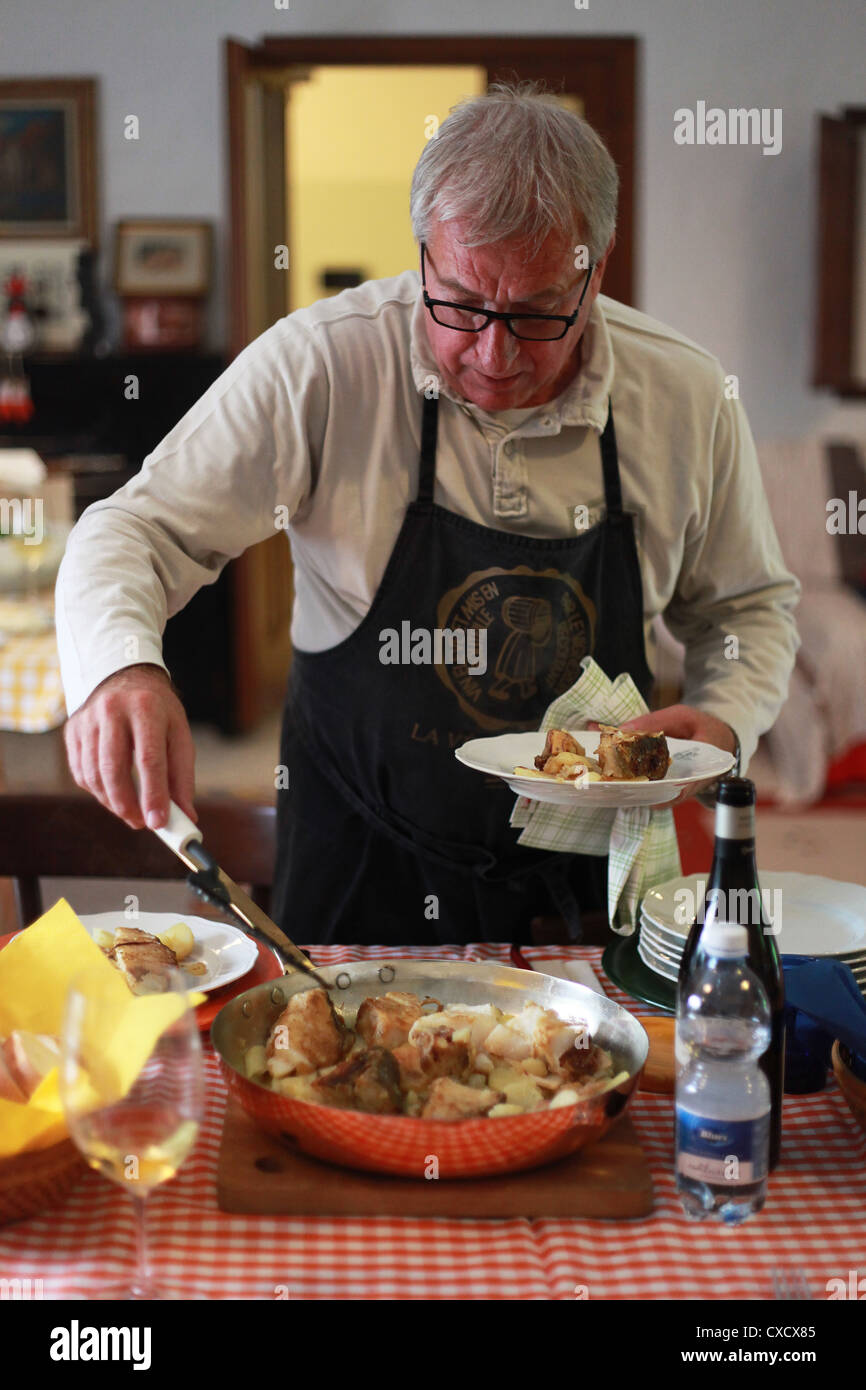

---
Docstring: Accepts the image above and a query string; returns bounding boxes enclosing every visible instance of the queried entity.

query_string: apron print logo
[435,565,596,731]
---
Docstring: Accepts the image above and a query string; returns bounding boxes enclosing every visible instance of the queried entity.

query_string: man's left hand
[616,704,736,754]
[587,705,737,803]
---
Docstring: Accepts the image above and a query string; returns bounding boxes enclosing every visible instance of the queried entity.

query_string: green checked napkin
[509,657,682,935]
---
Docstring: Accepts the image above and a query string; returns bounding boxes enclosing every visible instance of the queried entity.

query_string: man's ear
[593,234,616,290]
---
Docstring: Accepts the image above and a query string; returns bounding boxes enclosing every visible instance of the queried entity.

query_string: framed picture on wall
[115,220,212,297]
[0,78,98,243]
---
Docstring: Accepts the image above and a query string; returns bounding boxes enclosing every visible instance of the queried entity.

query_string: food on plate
[96,921,203,992]
[106,926,179,995]
[156,920,195,962]
[514,725,670,784]
[249,990,616,1119]
[516,728,601,782]
[0,1030,60,1102]
[596,724,671,781]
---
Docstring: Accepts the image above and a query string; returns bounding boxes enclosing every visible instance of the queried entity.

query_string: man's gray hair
[410,79,618,262]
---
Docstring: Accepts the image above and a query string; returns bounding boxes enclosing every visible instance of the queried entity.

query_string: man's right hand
[63,664,197,832]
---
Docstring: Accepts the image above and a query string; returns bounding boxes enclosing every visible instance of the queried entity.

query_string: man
[57,82,799,945]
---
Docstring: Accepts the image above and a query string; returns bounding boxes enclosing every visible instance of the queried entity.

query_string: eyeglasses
[420,242,594,342]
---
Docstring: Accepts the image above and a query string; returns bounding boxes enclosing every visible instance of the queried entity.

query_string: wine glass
[60,966,204,1300]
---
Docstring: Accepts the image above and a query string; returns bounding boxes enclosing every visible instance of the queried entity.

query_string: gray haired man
[58,82,798,944]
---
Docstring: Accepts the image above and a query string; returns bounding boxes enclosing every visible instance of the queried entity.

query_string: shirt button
[541,416,553,428]
[503,441,515,456]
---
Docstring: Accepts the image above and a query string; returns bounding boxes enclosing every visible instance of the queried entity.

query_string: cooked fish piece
[596,725,671,781]
[266,987,351,1079]
[420,1077,505,1121]
[311,1047,402,1114]
[390,1041,429,1093]
[408,1004,500,1055]
[534,729,584,769]
[484,1002,593,1078]
[355,991,424,1051]
[108,926,178,995]
[558,1040,613,1084]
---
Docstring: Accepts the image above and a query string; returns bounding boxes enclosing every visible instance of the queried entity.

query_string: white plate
[639,909,866,973]
[637,935,680,982]
[640,912,866,980]
[455,729,735,807]
[79,912,258,994]
[641,871,866,957]
[639,918,685,961]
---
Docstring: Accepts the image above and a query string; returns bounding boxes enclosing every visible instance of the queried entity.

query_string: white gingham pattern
[1,943,863,1302]
[0,632,65,732]
[510,659,682,933]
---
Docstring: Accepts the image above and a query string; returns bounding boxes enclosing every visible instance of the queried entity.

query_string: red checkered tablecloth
[1,943,864,1301]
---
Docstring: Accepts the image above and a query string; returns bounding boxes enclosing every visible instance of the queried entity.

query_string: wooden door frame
[227,34,638,327]
[222,35,638,730]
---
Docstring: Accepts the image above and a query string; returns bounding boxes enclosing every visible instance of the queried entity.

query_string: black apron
[272,392,653,945]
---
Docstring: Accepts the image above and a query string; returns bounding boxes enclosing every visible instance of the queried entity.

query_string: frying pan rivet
[241,1000,252,1018]
[335,971,352,990]
[378,965,396,984]
[270,986,285,1005]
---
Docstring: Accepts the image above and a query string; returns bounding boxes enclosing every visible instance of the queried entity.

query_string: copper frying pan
[154,804,648,1179]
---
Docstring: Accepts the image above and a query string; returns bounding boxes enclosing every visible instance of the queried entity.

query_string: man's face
[422,217,611,411]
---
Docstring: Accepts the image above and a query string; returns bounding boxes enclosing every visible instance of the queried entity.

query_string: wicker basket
[831,1041,866,1135]
[0,1139,85,1226]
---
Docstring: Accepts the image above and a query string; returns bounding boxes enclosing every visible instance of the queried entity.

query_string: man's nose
[473,318,520,371]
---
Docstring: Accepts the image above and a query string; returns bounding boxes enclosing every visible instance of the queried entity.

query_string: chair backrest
[0,793,276,929]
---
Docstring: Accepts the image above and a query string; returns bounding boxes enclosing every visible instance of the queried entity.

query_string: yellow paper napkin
[0,898,204,1157]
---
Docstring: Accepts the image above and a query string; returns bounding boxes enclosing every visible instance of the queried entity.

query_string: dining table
[1,940,864,1303]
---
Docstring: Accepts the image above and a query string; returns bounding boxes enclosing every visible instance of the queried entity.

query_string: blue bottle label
[676,1108,769,1185]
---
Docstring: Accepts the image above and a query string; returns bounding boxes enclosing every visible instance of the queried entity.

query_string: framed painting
[115,219,212,297]
[0,78,98,243]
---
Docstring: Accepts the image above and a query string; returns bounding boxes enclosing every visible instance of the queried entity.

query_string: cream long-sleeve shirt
[55,272,800,771]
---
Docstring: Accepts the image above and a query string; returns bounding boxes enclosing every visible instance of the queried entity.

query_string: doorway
[287,66,486,311]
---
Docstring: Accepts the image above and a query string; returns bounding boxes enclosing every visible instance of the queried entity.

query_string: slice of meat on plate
[108,927,178,995]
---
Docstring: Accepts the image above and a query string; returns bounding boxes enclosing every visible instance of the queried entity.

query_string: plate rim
[456,728,736,790]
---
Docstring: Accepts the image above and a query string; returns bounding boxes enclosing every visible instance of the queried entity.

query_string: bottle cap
[716,777,756,807]
[702,920,749,957]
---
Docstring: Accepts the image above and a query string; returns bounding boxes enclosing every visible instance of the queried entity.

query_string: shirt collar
[408,276,613,434]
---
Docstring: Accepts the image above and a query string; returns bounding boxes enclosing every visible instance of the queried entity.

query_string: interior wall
[287,66,485,309]
[4,0,866,440]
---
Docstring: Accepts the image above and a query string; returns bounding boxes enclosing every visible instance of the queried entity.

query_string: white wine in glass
[60,965,204,1300]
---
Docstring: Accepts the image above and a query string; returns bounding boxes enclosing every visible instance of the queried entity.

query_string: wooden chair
[0,792,276,929]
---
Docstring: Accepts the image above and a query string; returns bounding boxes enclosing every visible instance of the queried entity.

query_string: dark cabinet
[1,351,240,732]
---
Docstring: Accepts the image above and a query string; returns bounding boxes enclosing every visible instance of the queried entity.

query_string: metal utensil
[152,801,330,989]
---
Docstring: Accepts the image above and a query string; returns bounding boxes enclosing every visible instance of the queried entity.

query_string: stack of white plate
[638,871,866,996]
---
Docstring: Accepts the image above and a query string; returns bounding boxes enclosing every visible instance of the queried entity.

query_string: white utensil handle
[153,800,203,860]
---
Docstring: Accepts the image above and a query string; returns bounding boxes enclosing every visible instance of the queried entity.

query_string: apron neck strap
[600,398,624,519]
[417,392,439,504]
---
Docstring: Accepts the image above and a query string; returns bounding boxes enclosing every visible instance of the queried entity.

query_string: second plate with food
[79,912,259,994]
[455,729,735,807]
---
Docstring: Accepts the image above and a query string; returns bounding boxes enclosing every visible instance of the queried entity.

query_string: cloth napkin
[510,657,682,935]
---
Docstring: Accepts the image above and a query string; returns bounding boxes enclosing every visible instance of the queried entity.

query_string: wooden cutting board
[217,1097,654,1219]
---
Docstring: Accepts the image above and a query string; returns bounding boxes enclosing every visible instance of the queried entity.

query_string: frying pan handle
[153,801,203,865]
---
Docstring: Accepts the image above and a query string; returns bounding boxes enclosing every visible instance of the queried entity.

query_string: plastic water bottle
[675,920,771,1223]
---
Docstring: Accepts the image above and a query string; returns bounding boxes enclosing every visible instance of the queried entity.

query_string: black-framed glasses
[420,242,594,341]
